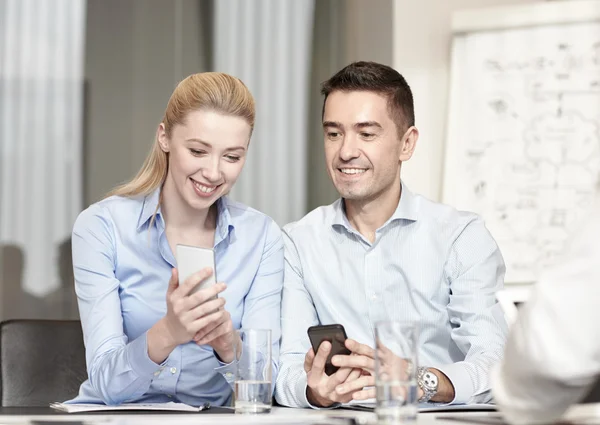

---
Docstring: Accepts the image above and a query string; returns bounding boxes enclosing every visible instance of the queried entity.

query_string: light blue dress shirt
[274,182,508,408]
[67,188,283,406]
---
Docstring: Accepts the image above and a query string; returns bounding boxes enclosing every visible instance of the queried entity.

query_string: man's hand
[329,339,376,400]
[304,341,363,407]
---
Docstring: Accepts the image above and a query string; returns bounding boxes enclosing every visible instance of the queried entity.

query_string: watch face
[423,372,438,390]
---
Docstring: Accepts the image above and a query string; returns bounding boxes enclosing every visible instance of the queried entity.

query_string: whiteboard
[443,16,600,284]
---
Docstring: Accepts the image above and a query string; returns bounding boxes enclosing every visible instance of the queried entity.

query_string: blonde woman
[68,73,283,406]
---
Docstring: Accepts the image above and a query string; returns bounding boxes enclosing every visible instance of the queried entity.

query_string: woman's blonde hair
[108,72,255,199]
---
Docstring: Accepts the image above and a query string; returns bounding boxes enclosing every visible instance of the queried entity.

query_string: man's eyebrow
[323,121,343,129]
[354,121,383,130]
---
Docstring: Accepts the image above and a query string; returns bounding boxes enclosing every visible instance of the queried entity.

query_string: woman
[68,73,283,406]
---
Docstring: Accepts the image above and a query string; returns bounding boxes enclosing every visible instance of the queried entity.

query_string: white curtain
[0,0,86,296]
[214,0,315,226]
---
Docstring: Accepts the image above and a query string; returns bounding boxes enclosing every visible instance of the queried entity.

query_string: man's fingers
[352,387,377,401]
[331,353,375,371]
[304,348,315,373]
[323,366,353,393]
[346,339,375,358]
[311,341,331,375]
[335,375,376,396]
[345,368,363,382]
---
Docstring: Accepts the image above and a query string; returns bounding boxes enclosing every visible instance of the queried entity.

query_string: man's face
[323,90,413,202]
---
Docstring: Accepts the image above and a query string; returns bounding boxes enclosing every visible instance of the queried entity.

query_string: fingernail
[336,386,345,394]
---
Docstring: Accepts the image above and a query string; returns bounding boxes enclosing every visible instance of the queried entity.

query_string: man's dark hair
[321,61,415,134]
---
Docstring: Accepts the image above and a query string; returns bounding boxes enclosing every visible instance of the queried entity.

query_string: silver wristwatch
[417,367,438,403]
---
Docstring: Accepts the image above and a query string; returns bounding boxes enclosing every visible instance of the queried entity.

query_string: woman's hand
[147,268,226,363]
[193,291,237,364]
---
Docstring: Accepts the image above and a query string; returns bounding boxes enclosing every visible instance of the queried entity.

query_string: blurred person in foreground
[68,73,283,406]
[275,61,508,408]
[493,197,600,424]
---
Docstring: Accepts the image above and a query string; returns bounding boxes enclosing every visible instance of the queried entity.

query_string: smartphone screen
[176,244,217,296]
[307,324,351,375]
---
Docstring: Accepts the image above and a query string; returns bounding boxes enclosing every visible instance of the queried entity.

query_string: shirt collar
[331,180,419,231]
[214,197,235,246]
[137,188,235,246]
[137,187,162,230]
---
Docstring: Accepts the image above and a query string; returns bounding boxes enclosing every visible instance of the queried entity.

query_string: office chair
[0,319,87,406]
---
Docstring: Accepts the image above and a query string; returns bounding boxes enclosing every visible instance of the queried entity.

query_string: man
[493,199,600,424]
[274,61,507,408]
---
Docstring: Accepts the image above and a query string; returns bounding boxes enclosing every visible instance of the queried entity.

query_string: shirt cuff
[433,362,474,405]
[127,331,165,378]
[214,355,236,385]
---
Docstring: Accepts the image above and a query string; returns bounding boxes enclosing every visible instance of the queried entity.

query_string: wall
[393,0,539,202]
[84,0,208,206]
[307,0,394,211]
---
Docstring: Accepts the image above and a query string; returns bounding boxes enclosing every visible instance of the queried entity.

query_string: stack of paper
[50,402,209,413]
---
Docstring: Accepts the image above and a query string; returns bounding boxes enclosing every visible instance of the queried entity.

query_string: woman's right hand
[148,268,226,363]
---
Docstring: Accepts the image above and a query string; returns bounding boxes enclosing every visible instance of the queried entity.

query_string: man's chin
[336,188,368,201]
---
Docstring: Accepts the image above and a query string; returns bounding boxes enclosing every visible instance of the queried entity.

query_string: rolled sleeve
[435,362,475,405]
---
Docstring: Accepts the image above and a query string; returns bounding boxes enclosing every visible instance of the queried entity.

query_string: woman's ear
[157,123,170,153]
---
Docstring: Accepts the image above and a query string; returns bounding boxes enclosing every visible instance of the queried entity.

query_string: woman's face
[159,109,251,211]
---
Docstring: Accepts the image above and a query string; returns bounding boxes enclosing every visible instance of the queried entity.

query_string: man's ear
[399,126,419,162]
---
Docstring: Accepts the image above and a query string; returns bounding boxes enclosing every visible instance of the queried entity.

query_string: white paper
[49,402,208,413]
[343,401,496,413]
[420,404,496,413]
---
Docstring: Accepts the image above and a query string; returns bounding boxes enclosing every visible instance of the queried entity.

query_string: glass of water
[233,329,272,414]
[374,321,419,423]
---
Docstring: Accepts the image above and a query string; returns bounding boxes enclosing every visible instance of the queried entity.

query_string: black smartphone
[307,324,351,375]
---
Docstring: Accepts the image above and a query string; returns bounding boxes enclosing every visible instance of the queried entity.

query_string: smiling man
[274,62,508,408]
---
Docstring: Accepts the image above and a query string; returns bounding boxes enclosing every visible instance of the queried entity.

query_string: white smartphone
[176,244,217,296]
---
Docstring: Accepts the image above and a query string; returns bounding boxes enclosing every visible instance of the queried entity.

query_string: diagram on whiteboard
[444,22,600,283]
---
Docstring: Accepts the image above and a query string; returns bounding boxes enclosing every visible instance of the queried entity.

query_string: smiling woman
[67,72,283,407]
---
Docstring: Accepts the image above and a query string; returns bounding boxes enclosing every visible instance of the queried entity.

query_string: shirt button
[154,371,160,376]
[225,372,233,379]
[170,367,177,374]
[167,395,172,398]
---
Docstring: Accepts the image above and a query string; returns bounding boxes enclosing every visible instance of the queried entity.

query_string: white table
[0,406,502,425]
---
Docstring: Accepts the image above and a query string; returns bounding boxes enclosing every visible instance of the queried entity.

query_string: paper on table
[342,400,496,413]
[420,404,496,413]
[49,401,210,413]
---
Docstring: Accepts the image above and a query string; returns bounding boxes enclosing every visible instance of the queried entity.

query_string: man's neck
[160,175,216,232]
[345,181,402,244]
